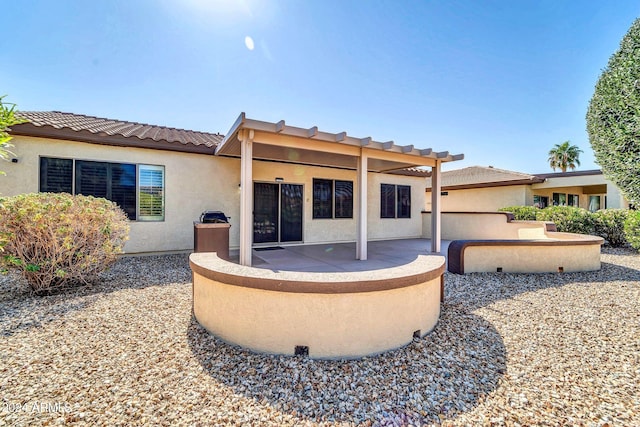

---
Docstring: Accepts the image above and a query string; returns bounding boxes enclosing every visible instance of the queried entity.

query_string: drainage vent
[497,267,503,273]
[413,330,421,339]
[558,267,564,273]
[295,346,309,356]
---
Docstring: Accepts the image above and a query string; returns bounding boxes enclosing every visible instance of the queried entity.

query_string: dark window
[313,179,333,219]
[568,194,579,207]
[313,178,353,219]
[380,184,396,218]
[39,157,73,193]
[76,160,136,219]
[39,157,164,221]
[381,184,412,218]
[334,180,353,219]
[397,185,411,218]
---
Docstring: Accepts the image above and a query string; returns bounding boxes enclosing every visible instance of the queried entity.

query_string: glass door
[253,182,303,244]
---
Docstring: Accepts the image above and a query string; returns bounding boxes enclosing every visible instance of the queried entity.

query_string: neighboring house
[4,111,462,259]
[425,166,628,212]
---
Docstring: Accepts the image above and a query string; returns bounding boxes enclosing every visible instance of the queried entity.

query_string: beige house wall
[425,185,529,212]
[3,136,426,253]
[3,136,241,254]
[531,176,627,209]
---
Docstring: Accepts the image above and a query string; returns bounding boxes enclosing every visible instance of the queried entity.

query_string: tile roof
[12,111,224,154]
[427,166,545,189]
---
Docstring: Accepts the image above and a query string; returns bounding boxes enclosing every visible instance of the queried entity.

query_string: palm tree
[548,141,583,172]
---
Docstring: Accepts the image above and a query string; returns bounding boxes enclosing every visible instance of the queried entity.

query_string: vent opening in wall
[558,267,564,273]
[295,346,309,356]
[413,330,421,339]
[497,267,503,273]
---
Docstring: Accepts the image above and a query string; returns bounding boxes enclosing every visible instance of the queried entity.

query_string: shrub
[593,209,629,247]
[535,206,595,234]
[587,18,640,207]
[0,193,129,294]
[624,210,640,251]
[498,206,539,220]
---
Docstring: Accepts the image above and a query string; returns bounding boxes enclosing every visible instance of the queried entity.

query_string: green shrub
[535,206,595,234]
[0,193,129,294]
[593,209,629,247]
[498,206,539,220]
[624,210,640,251]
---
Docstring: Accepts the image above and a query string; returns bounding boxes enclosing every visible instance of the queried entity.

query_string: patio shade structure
[216,113,464,266]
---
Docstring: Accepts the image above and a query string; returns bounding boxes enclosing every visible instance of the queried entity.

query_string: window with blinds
[138,165,165,221]
[312,178,353,219]
[380,183,411,219]
[39,157,164,222]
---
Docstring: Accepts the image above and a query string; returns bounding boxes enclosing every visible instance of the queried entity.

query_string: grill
[199,210,229,224]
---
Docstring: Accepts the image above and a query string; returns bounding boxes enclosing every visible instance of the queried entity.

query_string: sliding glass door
[253,182,303,244]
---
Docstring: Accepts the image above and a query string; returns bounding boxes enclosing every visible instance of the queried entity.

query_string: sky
[2,0,639,173]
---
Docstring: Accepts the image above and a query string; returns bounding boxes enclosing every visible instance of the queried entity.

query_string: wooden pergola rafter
[216,113,464,266]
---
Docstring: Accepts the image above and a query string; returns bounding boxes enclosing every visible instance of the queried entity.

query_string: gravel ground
[0,248,638,426]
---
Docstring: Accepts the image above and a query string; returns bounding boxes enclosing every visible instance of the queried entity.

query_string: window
[552,192,567,206]
[380,184,411,218]
[588,195,601,212]
[312,178,353,219]
[39,157,165,221]
[533,195,548,208]
[568,194,579,207]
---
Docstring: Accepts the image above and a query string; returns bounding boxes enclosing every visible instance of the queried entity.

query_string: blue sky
[2,0,639,172]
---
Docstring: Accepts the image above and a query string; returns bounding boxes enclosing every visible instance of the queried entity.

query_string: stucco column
[431,160,441,253]
[356,151,368,260]
[240,130,254,266]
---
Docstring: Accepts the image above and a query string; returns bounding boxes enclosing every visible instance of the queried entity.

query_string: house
[425,165,628,212]
[4,111,463,263]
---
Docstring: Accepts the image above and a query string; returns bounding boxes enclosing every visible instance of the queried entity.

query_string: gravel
[1,248,638,426]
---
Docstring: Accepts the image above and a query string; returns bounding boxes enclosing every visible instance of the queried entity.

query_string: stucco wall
[425,185,529,212]
[3,136,426,253]
[422,212,548,240]
[3,136,241,254]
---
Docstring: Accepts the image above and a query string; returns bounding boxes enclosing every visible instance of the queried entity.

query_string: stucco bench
[189,252,446,359]
[447,232,604,274]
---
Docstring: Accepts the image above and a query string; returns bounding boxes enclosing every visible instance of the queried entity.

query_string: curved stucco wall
[190,252,444,359]
[461,235,602,273]
[422,212,551,240]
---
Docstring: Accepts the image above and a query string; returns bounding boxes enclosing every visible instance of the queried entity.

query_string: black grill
[200,210,229,223]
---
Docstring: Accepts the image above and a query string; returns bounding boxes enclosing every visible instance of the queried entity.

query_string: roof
[427,166,544,190]
[9,111,443,176]
[11,111,224,154]
[533,169,603,179]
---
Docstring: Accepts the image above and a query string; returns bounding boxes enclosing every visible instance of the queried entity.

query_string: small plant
[498,206,539,221]
[535,206,595,234]
[0,193,129,294]
[593,209,629,247]
[624,210,640,251]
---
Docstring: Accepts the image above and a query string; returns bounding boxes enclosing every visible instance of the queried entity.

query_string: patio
[233,238,452,272]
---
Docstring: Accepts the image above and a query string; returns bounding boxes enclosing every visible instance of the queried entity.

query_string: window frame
[38,156,165,222]
[380,183,412,219]
[312,178,353,220]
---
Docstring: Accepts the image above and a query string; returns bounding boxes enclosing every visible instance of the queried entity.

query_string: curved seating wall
[190,252,446,359]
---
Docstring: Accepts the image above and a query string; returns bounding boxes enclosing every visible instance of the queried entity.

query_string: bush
[535,206,595,234]
[498,206,539,220]
[593,209,629,247]
[624,210,640,251]
[587,18,640,207]
[0,193,129,294]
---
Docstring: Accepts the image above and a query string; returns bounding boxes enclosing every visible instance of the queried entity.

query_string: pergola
[216,113,464,266]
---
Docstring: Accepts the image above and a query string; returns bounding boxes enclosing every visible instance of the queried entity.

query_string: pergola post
[431,160,442,253]
[239,129,254,266]
[356,151,368,260]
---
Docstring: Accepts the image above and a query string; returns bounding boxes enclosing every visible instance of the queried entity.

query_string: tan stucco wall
[462,241,601,273]
[3,136,241,254]
[192,267,442,359]
[532,175,627,209]
[425,185,529,212]
[3,136,426,253]
[422,212,548,240]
